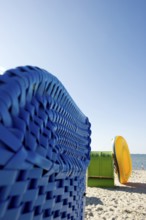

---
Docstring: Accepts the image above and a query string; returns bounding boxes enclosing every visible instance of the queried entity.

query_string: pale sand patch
[85,170,146,220]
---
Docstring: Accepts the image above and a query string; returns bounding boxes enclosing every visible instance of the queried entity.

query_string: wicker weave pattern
[0,66,91,220]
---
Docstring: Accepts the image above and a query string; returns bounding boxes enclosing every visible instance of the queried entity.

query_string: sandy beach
[85,170,146,220]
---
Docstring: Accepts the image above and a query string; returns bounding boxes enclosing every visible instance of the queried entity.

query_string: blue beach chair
[0,66,91,220]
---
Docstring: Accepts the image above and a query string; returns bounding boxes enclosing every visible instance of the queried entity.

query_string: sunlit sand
[85,170,146,220]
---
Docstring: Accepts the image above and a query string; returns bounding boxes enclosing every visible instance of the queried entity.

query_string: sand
[85,170,146,220]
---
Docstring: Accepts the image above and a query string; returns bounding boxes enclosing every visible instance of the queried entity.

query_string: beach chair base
[88,177,114,187]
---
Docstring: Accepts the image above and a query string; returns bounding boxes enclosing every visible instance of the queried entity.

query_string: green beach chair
[87,151,114,187]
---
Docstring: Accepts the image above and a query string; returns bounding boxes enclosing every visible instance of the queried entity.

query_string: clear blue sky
[0,1,146,153]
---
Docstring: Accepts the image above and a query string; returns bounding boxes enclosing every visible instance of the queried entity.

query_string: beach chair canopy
[113,136,132,184]
[88,151,114,187]
[0,66,91,220]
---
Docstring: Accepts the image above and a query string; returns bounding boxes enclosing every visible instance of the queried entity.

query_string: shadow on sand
[105,182,146,194]
[86,196,103,206]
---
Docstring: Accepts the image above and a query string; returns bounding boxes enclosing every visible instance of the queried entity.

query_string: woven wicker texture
[0,66,91,220]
